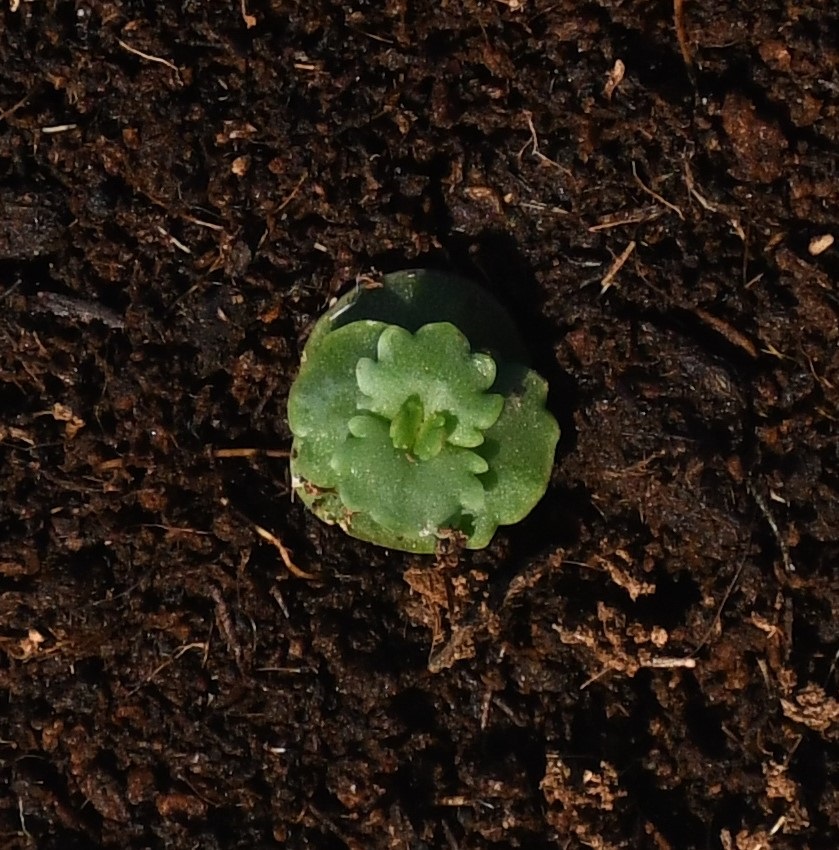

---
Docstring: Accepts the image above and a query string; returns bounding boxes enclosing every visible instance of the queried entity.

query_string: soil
[1,1,838,849]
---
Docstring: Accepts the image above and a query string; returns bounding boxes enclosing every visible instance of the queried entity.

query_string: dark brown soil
[2,2,838,848]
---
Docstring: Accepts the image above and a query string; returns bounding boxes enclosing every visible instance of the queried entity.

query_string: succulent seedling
[288,269,559,553]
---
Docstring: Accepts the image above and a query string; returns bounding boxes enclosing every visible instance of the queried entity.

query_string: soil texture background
[1,1,838,848]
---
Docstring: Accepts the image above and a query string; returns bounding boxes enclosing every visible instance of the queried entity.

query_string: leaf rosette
[288,270,559,553]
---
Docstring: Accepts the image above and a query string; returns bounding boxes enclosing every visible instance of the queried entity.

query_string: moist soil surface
[1,2,838,849]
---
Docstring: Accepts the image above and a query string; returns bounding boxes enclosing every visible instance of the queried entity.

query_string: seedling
[288,269,559,553]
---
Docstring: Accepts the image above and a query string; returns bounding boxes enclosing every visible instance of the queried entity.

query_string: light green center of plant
[389,395,449,460]
[354,323,504,451]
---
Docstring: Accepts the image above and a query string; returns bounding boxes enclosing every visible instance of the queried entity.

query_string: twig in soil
[519,200,571,216]
[600,240,636,295]
[116,38,180,76]
[517,111,571,174]
[683,159,746,241]
[182,213,224,231]
[157,225,191,254]
[761,341,792,360]
[240,0,257,28]
[210,586,245,669]
[277,173,308,212]
[255,666,308,674]
[87,566,157,609]
[827,646,839,688]
[690,545,749,656]
[673,0,695,81]
[768,815,786,837]
[0,94,29,123]
[175,774,220,809]
[165,282,203,313]
[33,292,125,329]
[307,804,363,850]
[747,481,796,573]
[212,447,290,459]
[40,124,77,134]
[0,280,22,300]
[140,523,213,536]
[578,655,697,690]
[252,522,318,580]
[643,656,697,669]
[127,642,208,695]
[690,306,759,358]
[588,206,663,232]
[603,59,625,100]
[270,586,290,617]
[476,647,507,729]
[350,28,395,46]
[438,795,496,810]
[631,162,684,220]
[18,797,30,839]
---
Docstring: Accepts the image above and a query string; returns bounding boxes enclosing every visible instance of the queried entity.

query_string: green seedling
[288,269,559,553]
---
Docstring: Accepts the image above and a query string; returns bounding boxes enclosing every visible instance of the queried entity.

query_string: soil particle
[720,93,787,184]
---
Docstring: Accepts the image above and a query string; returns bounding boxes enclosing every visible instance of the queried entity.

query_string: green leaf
[469,364,560,548]
[356,323,503,449]
[330,414,488,541]
[288,320,388,489]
